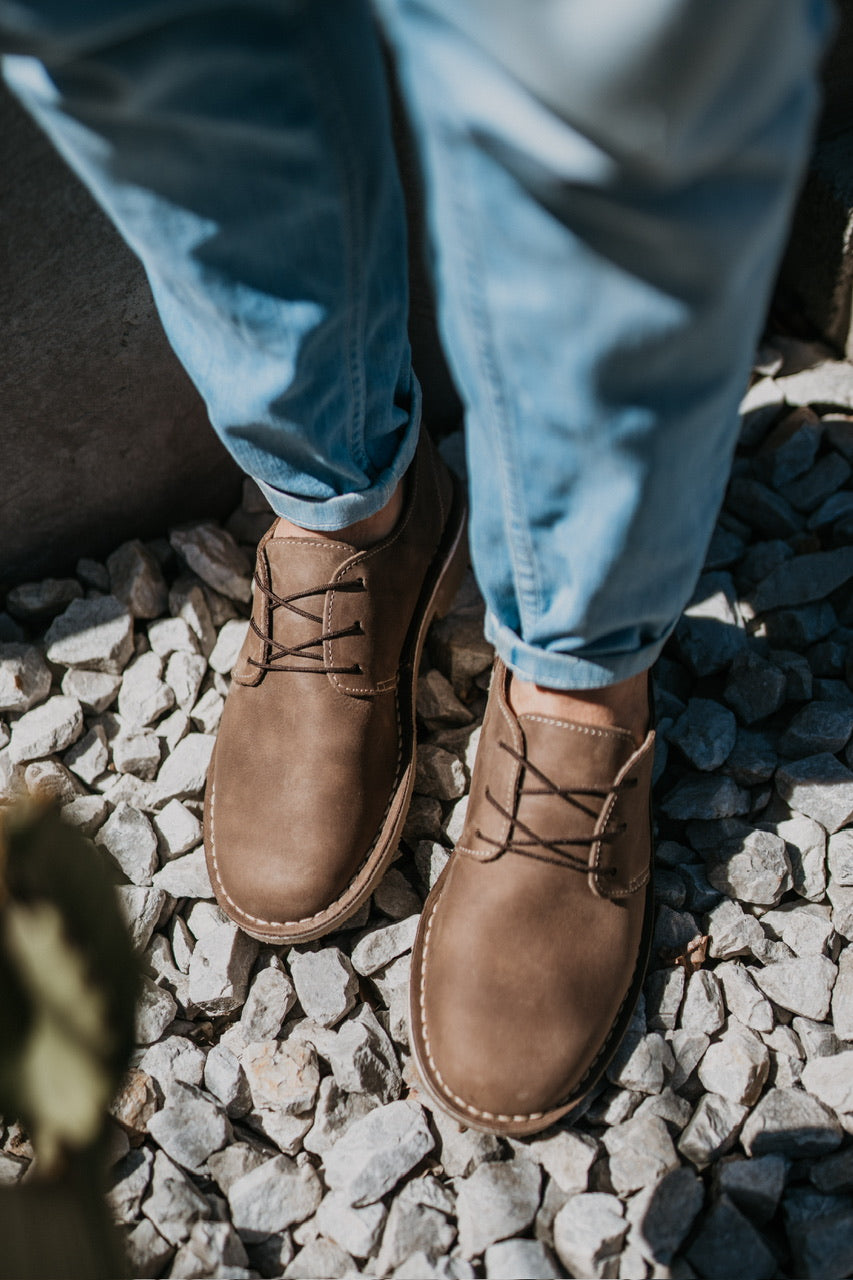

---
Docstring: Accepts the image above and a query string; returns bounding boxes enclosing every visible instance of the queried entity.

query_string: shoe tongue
[515,714,636,851]
[261,536,357,657]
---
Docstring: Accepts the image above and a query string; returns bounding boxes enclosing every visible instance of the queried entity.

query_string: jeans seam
[306,8,369,478]
[444,133,542,632]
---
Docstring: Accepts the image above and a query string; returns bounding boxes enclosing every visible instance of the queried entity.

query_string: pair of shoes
[204,436,655,1134]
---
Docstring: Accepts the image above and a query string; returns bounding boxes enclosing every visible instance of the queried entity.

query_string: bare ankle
[508,669,649,747]
[274,479,404,550]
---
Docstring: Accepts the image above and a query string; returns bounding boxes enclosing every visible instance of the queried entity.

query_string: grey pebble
[741,1086,843,1158]
[780,700,853,756]
[45,595,135,674]
[775,753,853,833]
[7,577,82,622]
[685,1194,776,1280]
[108,540,169,619]
[322,1100,434,1207]
[716,1154,787,1224]
[678,1094,747,1168]
[668,697,737,771]
[0,643,52,714]
[723,650,787,724]
[552,1192,626,1280]
[170,523,252,603]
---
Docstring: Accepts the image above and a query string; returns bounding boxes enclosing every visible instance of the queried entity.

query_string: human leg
[378,0,831,1130]
[2,1,467,936]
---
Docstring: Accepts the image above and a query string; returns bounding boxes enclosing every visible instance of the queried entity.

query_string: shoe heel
[432,510,469,620]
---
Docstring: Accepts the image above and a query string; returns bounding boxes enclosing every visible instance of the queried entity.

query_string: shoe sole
[408,814,656,1137]
[205,471,469,945]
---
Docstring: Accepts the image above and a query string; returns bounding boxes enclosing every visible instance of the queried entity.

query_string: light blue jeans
[2,0,831,688]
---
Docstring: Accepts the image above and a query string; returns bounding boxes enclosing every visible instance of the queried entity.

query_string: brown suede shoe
[410,658,655,1136]
[204,434,467,943]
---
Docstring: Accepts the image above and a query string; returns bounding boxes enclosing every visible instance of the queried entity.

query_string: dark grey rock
[780,700,853,756]
[669,698,737,771]
[627,1166,704,1267]
[716,1154,787,1224]
[807,631,852,678]
[814,676,853,705]
[674,574,747,676]
[775,753,853,833]
[752,547,853,614]
[787,1207,853,1280]
[741,1086,843,1157]
[754,409,821,487]
[107,539,169,619]
[705,526,746,570]
[739,540,793,586]
[726,477,803,538]
[660,773,750,821]
[723,651,787,724]
[763,601,838,649]
[724,729,778,786]
[781,451,851,512]
[810,1147,853,1193]
[685,1194,776,1280]
[769,647,813,701]
[6,577,83,622]
[808,488,853,529]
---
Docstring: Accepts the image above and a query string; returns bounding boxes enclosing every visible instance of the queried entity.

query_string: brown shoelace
[476,740,637,874]
[247,574,367,675]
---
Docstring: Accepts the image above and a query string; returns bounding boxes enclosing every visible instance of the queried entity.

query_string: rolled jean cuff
[486,612,672,691]
[255,391,422,530]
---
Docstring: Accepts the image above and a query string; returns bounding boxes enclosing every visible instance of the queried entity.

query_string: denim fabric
[2,0,832,688]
